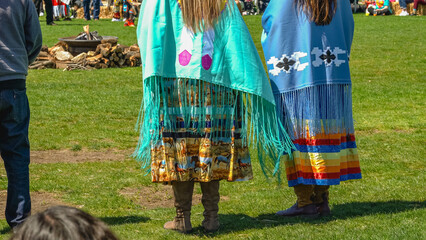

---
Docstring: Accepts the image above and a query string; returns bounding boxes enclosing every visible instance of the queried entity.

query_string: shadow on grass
[100,215,150,226]
[189,200,425,236]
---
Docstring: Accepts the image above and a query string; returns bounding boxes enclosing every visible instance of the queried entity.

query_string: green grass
[0,14,425,239]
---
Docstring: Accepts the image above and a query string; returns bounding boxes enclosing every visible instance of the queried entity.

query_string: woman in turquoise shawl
[135,0,292,233]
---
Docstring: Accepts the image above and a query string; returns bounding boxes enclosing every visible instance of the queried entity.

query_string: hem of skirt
[287,173,362,187]
[152,176,253,183]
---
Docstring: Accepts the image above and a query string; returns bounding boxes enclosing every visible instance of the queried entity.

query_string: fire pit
[59,36,118,56]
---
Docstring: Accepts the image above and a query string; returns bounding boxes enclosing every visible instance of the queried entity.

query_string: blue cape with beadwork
[134,0,294,178]
[261,0,354,94]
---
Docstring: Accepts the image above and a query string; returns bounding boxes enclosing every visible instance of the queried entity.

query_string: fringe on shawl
[274,84,355,140]
[133,76,294,178]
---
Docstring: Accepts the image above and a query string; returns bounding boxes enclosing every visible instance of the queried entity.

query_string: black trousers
[33,0,53,24]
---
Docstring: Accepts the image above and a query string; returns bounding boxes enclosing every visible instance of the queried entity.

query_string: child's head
[180,0,225,33]
[10,205,119,240]
[295,0,337,25]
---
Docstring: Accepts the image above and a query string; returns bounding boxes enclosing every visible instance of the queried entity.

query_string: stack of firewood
[29,42,141,70]
[92,43,141,68]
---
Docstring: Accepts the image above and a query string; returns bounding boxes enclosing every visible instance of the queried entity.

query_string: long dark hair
[296,0,337,25]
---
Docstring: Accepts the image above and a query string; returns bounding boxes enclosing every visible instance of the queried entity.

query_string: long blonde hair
[296,0,337,25]
[180,0,223,33]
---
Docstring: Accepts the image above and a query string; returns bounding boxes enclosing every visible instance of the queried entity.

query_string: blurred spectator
[242,0,257,15]
[10,206,119,240]
[83,0,100,20]
[60,0,72,20]
[398,0,413,16]
[69,0,83,19]
[112,0,136,26]
[258,0,269,13]
[33,0,56,25]
[413,0,426,15]
[52,0,60,20]
[365,0,392,15]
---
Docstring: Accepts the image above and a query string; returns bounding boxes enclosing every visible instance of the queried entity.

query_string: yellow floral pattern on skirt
[150,78,253,183]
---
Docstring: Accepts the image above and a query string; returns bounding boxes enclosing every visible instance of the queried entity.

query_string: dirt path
[30,149,133,164]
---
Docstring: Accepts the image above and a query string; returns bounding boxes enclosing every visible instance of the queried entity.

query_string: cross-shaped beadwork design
[312,47,347,67]
[319,50,336,65]
[276,57,296,71]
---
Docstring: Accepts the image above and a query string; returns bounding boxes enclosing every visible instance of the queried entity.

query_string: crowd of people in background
[352,0,425,16]
[32,0,139,26]
[32,0,425,26]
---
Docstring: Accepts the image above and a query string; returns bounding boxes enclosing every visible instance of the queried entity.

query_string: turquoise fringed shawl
[134,0,293,177]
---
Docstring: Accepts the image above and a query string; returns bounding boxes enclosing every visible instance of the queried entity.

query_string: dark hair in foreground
[10,205,119,240]
[296,0,337,25]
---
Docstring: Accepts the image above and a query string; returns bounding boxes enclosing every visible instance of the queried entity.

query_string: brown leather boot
[313,185,330,216]
[276,203,318,217]
[164,181,194,233]
[276,184,318,217]
[200,181,220,232]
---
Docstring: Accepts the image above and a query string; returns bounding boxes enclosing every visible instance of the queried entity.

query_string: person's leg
[164,181,194,233]
[367,5,376,15]
[92,0,100,20]
[34,0,42,14]
[414,0,426,10]
[276,184,318,217]
[313,185,330,216]
[44,0,54,24]
[200,181,220,232]
[0,88,31,229]
[82,0,89,20]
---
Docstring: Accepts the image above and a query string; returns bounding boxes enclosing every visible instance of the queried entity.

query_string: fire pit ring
[58,36,118,56]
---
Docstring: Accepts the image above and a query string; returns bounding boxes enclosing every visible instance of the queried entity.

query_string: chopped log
[55,51,73,61]
[49,46,64,55]
[36,56,50,61]
[99,43,112,57]
[101,58,110,65]
[112,45,123,54]
[101,37,118,45]
[129,44,139,52]
[37,51,49,58]
[86,60,97,67]
[42,60,55,68]
[55,61,73,69]
[87,51,96,57]
[118,58,126,67]
[86,54,103,62]
[29,62,44,69]
[94,62,108,69]
[71,52,87,63]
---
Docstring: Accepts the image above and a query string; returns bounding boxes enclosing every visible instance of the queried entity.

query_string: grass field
[0,14,425,239]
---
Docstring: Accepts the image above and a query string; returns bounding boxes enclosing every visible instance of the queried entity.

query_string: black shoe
[276,203,319,217]
[47,22,57,26]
